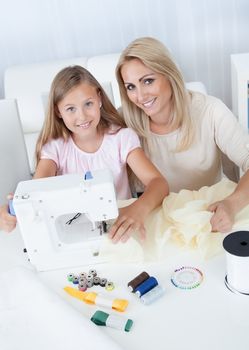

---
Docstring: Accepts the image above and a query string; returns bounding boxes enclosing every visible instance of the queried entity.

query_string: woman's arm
[209,169,249,232]
[109,148,169,243]
[207,99,249,232]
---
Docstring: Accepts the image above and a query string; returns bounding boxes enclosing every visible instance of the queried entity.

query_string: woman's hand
[208,199,235,233]
[208,169,249,232]
[0,194,17,232]
[108,203,146,243]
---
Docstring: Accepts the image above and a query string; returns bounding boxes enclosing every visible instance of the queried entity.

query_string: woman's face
[120,58,172,122]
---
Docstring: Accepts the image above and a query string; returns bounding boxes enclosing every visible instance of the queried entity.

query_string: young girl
[0,65,168,243]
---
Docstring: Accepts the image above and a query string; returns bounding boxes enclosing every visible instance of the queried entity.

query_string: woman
[116,36,249,233]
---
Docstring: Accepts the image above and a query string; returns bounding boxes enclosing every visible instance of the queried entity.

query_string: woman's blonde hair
[35,65,126,166]
[116,37,194,153]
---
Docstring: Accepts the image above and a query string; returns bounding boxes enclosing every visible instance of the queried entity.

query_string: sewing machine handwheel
[8,199,16,216]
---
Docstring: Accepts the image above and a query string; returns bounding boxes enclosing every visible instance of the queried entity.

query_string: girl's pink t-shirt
[40,128,141,199]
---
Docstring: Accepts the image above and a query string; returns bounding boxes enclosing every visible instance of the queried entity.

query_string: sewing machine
[12,169,118,271]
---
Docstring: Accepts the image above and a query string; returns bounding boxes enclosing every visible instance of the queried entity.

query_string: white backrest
[185,81,207,94]
[0,99,31,202]
[87,54,121,107]
[4,57,89,172]
[4,54,206,173]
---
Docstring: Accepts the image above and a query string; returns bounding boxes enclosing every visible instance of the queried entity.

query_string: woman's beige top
[149,91,249,192]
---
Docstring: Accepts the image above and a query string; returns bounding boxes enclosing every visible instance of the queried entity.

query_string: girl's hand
[0,194,17,233]
[108,204,146,243]
[208,199,235,233]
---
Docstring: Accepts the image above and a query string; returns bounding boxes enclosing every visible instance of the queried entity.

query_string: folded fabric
[64,286,129,312]
[99,179,249,263]
[0,267,123,350]
[91,310,133,332]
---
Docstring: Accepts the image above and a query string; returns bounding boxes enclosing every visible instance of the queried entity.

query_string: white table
[0,228,249,350]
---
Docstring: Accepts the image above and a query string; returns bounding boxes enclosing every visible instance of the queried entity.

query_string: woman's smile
[142,97,157,109]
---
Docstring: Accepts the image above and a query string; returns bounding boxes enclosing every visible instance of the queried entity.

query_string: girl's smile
[77,121,91,128]
[57,82,102,137]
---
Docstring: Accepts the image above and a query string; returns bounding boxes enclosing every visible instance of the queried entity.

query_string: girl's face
[120,58,172,123]
[57,82,102,139]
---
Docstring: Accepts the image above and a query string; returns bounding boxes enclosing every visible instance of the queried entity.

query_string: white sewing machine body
[13,169,118,271]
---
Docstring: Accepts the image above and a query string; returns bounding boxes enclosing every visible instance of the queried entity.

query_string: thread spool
[105,282,114,291]
[135,276,158,297]
[67,273,74,282]
[79,272,87,279]
[72,276,79,284]
[93,277,101,285]
[100,278,107,287]
[89,269,97,277]
[87,279,94,288]
[223,231,249,295]
[127,271,150,292]
[78,283,87,291]
[140,285,165,305]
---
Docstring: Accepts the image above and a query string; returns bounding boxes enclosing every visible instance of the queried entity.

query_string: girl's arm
[208,169,249,232]
[33,159,57,178]
[0,159,57,232]
[0,194,17,232]
[109,148,169,243]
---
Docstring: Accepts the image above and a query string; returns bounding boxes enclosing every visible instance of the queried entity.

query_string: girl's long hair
[116,37,194,154]
[35,65,126,165]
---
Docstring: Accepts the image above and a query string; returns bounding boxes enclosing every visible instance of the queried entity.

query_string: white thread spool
[223,231,249,295]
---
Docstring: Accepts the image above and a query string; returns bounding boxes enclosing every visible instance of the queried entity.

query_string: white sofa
[0,99,31,203]
[4,53,207,175]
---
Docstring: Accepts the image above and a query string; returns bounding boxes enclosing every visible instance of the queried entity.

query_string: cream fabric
[99,179,249,262]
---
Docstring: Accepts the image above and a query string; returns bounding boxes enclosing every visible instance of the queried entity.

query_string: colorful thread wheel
[171,266,203,290]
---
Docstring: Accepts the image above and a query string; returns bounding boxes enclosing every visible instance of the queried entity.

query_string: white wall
[0,0,249,108]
